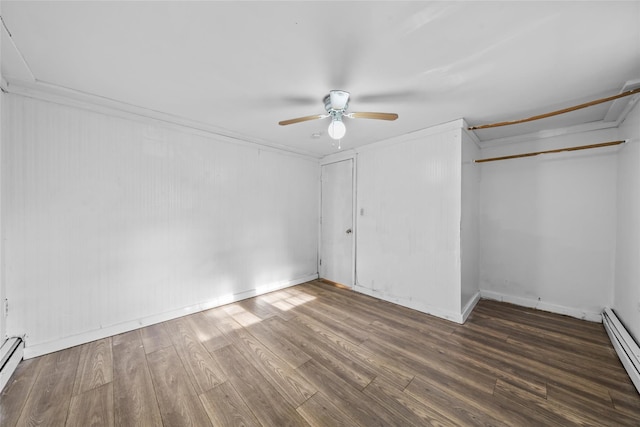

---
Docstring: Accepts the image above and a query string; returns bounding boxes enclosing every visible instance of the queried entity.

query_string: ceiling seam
[0,15,37,82]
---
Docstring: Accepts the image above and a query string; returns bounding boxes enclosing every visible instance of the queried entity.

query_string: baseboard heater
[0,337,24,393]
[602,308,640,394]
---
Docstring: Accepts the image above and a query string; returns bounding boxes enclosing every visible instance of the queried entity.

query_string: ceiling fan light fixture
[327,119,346,140]
[329,90,350,110]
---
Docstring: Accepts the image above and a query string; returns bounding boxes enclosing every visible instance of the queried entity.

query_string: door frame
[319,154,357,289]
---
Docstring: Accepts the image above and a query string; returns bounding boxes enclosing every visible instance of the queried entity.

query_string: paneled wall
[478,128,619,320]
[354,125,463,321]
[0,89,4,343]
[2,94,319,357]
[461,130,480,314]
[615,99,640,342]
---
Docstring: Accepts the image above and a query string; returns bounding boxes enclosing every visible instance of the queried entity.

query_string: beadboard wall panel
[0,89,4,343]
[355,127,462,321]
[615,98,640,342]
[2,94,319,355]
[461,130,480,317]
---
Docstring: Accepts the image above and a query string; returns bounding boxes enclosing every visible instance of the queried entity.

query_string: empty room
[0,1,639,425]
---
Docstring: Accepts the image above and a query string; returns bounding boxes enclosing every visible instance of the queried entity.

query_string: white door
[320,159,354,287]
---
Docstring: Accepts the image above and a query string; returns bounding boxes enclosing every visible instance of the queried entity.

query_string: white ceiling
[1,1,639,158]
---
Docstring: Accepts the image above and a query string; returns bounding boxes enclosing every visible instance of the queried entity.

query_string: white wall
[478,128,619,321]
[615,100,640,342]
[354,124,463,322]
[461,130,480,314]
[0,88,4,343]
[2,94,319,357]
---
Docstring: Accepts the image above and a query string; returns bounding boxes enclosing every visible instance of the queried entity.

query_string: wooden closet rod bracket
[475,140,626,163]
[468,88,640,131]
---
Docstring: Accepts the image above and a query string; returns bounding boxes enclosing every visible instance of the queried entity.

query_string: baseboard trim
[603,307,640,394]
[353,285,464,324]
[23,274,318,359]
[0,337,24,393]
[461,291,481,323]
[479,290,602,323]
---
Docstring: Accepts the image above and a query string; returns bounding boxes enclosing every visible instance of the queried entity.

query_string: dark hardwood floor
[1,280,639,426]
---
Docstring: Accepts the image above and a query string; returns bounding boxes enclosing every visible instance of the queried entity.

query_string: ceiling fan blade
[278,114,328,126]
[348,112,399,121]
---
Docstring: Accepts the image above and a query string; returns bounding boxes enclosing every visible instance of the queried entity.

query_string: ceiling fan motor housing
[324,90,350,113]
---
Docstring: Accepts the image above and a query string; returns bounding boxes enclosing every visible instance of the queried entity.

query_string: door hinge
[319,259,322,266]
[4,298,8,317]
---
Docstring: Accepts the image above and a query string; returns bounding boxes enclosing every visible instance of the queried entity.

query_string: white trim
[462,126,482,150]
[22,274,318,359]
[0,20,36,82]
[353,285,465,324]
[603,307,640,394]
[350,155,357,290]
[320,149,357,166]
[0,338,24,393]
[461,291,481,323]
[604,79,640,123]
[479,290,602,323]
[4,79,320,160]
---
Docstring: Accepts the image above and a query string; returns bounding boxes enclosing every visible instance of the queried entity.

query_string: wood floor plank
[447,325,617,403]
[363,377,453,426]
[265,316,377,390]
[491,378,584,426]
[236,297,277,321]
[291,303,371,345]
[476,299,609,342]
[296,391,360,427]
[139,322,173,355]
[214,344,310,427]
[146,345,212,427]
[188,311,231,353]
[610,387,640,419]
[290,313,414,390]
[112,330,163,427]
[0,357,43,427]
[223,303,264,327]
[72,337,113,396]
[361,328,499,396]
[297,358,403,427]
[15,346,82,426]
[545,382,639,426]
[163,316,226,394]
[199,381,261,427]
[222,324,317,407]
[255,290,297,320]
[406,373,553,426]
[204,300,318,407]
[505,335,631,386]
[66,382,114,427]
[308,280,461,335]
[403,374,505,426]
[246,320,312,369]
[473,305,612,351]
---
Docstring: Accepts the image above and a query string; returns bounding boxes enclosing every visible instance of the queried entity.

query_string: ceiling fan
[278,90,398,140]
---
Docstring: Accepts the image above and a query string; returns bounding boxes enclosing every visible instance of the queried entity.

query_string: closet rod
[468,88,640,130]
[475,140,626,163]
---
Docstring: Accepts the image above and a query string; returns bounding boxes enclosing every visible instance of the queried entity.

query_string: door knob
[346,228,352,234]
